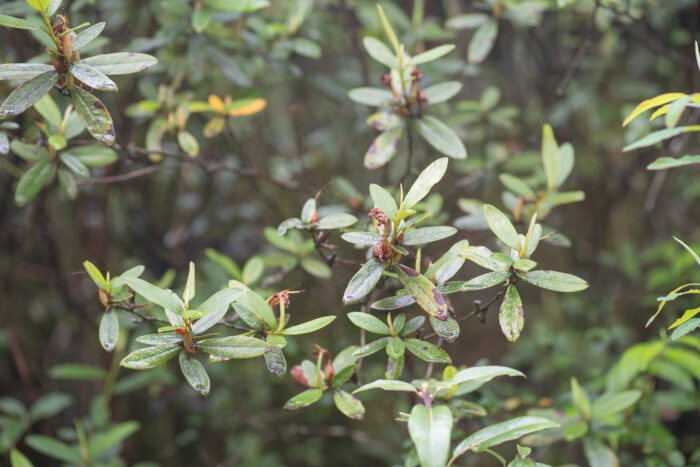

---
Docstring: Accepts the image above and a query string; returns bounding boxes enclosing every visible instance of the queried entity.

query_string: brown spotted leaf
[71,87,115,145]
[394,264,448,320]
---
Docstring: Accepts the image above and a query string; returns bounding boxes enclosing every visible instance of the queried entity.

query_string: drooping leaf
[179,352,210,396]
[177,130,199,157]
[408,405,453,467]
[15,158,52,207]
[343,260,386,305]
[499,285,524,342]
[99,311,119,352]
[583,438,618,467]
[264,346,286,377]
[333,389,365,420]
[429,316,460,342]
[120,345,181,370]
[0,71,59,119]
[284,388,323,410]
[395,264,448,320]
[71,86,115,145]
[622,93,687,126]
[414,116,467,159]
[674,236,700,266]
[81,53,157,75]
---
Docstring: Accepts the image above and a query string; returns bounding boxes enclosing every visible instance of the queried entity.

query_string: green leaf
[411,44,455,65]
[179,352,210,396]
[352,336,392,358]
[647,155,700,170]
[409,405,453,467]
[284,388,323,410]
[71,86,115,145]
[333,389,365,420]
[342,231,382,246]
[518,270,589,292]
[623,126,700,152]
[0,131,7,155]
[135,334,182,345]
[348,87,394,106]
[446,13,489,30]
[192,9,212,33]
[99,311,119,352]
[0,71,59,119]
[0,14,42,30]
[483,204,521,250]
[352,379,417,394]
[120,345,180,370]
[674,236,700,266]
[83,260,107,290]
[513,258,537,273]
[33,94,61,128]
[429,316,460,342]
[671,318,700,340]
[29,392,72,421]
[25,435,81,463]
[71,22,105,50]
[10,448,33,467]
[468,18,498,64]
[386,336,405,359]
[452,416,559,458]
[343,260,386,305]
[499,285,524,343]
[434,365,525,389]
[458,245,509,271]
[403,226,456,246]
[362,36,397,69]
[242,257,264,285]
[392,313,406,334]
[385,354,404,379]
[277,217,303,235]
[541,124,560,190]
[281,316,336,335]
[59,152,89,178]
[555,142,575,188]
[15,159,52,207]
[177,130,199,157]
[347,312,391,334]
[123,276,185,314]
[590,390,641,420]
[264,346,286,377]
[499,173,536,200]
[371,294,416,310]
[63,145,117,167]
[395,264,449,320]
[583,438,618,467]
[87,421,140,458]
[70,63,117,92]
[367,111,402,131]
[81,53,157,75]
[460,272,509,291]
[423,81,462,105]
[197,336,270,359]
[26,0,50,12]
[317,213,358,230]
[365,127,404,170]
[570,377,590,419]
[564,421,588,441]
[47,0,62,15]
[414,116,467,159]
[369,184,398,218]
[190,288,242,334]
[300,257,332,279]
[376,4,400,54]
[301,198,316,223]
[403,338,451,363]
[404,157,449,209]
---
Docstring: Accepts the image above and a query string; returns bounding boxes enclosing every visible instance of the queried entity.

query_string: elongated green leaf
[179,352,210,396]
[446,13,489,30]
[15,158,52,206]
[25,435,81,463]
[348,87,394,106]
[404,338,451,363]
[362,36,397,69]
[26,0,50,12]
[404,157,449,208]
[342,231,382,246]
[415,116,466,159]
[81,53,157,75]
[583,438,618,467]
[365,127,403,169]
[460,272,509,291]
[623,126,700,152]
[190,289,241,334]
[674,236,700,265]
[197,336,270,359]
[284,389,323,410]
[99,311,119,352]
[453,417,559,457]
[411,44,455,65]
[62,145,117,167]
[352,379,417,394]
[0,71,58,119]
[59,152,89,178]
[671,318,700,340]
[369,184,398,218]
[0,63,54,81]
[518,270,589,292]
[499,285,524,343]
[590,390,641,420]
[71,22,105,50]
[0,14,42,30]
[623,93,687,126]
[120,344,180,370]
[123,276,185,314]
[409,405,453,467]
[347,311,391,334]
[647,155,700,170]
[343,260,386,305]
[395,264,448,320]
[499,173,536,199]
[541,124,560,190]
[434,365,525,389]
[334,389,365,420]
[87,421,139,459]
[281,316,336,335]
[423,81,462,105]
[177,130,199,157]
[317,213,358,230]
[135,334,182,345]
[403,226,456,246]
[458,245,509,271]
[483,204,520,250]
[50,363,105,380]
[468,18,498,64]
[570,377,590,419]
[10,448,32,467]
[386,336,405,359]
[352,336,392,358]
[71,86,114,145]
[429,316,460,342]
[371,294,415,310]
[29,392,72,421]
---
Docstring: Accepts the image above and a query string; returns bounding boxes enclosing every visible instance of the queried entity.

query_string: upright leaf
[403,157,449,208]
[343,260,386,305]
[483,204,521,250]
[395,264,448,320]
[541,124,559,190]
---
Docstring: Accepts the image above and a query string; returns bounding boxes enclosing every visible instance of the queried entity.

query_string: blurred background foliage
[0,0,699,465]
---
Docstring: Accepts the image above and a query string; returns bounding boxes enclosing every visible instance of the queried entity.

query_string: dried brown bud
[411,68,423,81]
[380,73,392,86]
[369,208,388,226]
